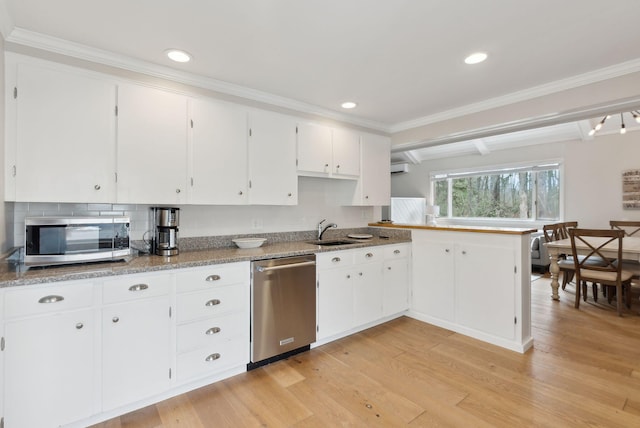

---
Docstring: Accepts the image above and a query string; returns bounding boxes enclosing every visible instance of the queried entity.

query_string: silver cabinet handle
[394,249,401,254]
[176,188,181,193]
[205,353,221,362]
[94,184,101,190]
[129,283,149,292]
[206,327,221,335]
[206,299,221,307]
[38,295,64,304]
[331,257,341,263]
[76,323,84,330]
[112,317,119,323]
[365,253,373,258]
[206,275,221,282]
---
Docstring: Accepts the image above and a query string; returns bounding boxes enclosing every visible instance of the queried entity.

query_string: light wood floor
[93,276,640,427]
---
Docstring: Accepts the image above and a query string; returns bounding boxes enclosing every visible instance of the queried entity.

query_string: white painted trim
[5,27,390,132]
[390,58,640,134]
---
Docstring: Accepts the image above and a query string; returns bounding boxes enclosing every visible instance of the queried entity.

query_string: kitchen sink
[307,239,357,246]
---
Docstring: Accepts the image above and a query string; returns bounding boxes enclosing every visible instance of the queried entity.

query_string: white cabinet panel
[383,257,410,316]
[331,127,361,177]
[353,261,383,326]
[10,60,116,202]
[3,309,96,428]
[412,239,455,321]
[102,296,171,410]
[248,109,297,205]
[296,121,332,176]
[317,264,354,340]
[190,99,248,204]
[116,83,188,204]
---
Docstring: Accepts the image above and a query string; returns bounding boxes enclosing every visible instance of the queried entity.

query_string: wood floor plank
[94,276,640,427]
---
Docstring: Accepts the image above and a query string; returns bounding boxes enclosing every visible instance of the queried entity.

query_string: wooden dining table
[544,236,640,300]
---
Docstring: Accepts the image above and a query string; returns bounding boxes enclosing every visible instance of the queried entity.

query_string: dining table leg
[548,250,560,301]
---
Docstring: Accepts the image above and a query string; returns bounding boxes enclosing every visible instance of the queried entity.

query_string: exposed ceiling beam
[472,139,490,155]
[391,96,640,153]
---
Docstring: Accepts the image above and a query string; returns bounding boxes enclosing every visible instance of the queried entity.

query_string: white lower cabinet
[411,229,528,351]
[2,281,97,428]
[101,273,172,411]
[174,262,249,383]
[317,244,410,341]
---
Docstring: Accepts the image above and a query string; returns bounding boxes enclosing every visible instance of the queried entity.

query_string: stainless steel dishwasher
[249,255,316,369]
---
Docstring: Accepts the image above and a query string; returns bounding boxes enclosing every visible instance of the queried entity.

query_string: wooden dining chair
[610,220,640,237]
[542,222,580,290]
[568,228,633,316]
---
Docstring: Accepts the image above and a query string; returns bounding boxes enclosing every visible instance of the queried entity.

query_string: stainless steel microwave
[24,216,131,266]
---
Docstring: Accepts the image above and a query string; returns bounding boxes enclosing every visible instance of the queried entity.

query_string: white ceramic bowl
[232,238,267,249]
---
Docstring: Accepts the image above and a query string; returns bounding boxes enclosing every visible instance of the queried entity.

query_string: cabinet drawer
[354,247,382,263]
[316,250,355,269]
[176,262,249,293]
[102,273,171,304]
[177,311,248,354]
[176,285,247,323]
[384,244,411,259]
[4,281,94,318]
[176,337,249,382]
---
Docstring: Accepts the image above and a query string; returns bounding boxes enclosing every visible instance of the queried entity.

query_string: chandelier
[588,111,640,136]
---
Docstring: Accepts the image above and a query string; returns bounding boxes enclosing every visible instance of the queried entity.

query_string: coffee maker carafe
[151,207,180,256]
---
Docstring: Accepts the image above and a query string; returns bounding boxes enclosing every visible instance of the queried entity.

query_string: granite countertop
[0,229,411,288]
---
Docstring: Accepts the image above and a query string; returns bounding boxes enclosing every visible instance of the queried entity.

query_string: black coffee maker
[151,207,180,256]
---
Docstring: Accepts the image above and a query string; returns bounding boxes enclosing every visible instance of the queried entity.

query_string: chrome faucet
[317,219,337,240]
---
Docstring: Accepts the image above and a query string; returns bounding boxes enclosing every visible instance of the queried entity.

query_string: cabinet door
[331,127,360,177]
[353,262,383,326]
[383,258,409,316]
[412,240,455,321]
[12,62,116,202]
[296,121,332,176]
[190,99,248,204]
[116,83,188,204]
[317,266,354,340]
[456,244,516,340]
[358,133,391,206]
[4,310,95,428]
[102,296,171,410]
[248,110,298,205]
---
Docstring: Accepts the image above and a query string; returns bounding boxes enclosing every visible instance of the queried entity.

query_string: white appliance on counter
[382,197,426,224]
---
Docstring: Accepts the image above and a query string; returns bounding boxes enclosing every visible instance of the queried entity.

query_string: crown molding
[389,58,640,134]
[6,27,390,132]
[0,0,14,40]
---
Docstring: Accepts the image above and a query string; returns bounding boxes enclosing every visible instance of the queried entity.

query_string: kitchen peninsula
[371,222,536,354]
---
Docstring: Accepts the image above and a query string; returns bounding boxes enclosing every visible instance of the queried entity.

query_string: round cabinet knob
[76,322,84,330]
[462,250,467,255]
[238,190,243,195]
[288,193,292,197]
[112,317,119,323]
[359,272,363,276]
[324,163,329,167]
[94,184,101,190]
[176,189,181,194]
[445,249,450,253]
[336,164,341,169]
[346,274,351,279]
[387,267,392,270]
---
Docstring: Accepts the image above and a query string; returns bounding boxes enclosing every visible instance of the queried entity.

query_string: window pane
[451,172,533,219]
[434,180,448,216]
[536,169,560,220]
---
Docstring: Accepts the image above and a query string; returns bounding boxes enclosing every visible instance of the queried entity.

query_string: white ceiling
[2,0,640,134]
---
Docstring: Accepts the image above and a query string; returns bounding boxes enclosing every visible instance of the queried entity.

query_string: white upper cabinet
[248,109,298,205]
[116,83,188,204]
[352,133,391,206]
[331,127,361,178]
[189,98,249,204]
[296,121,333,176]
[297,123,361,179]
[6,58,116,202]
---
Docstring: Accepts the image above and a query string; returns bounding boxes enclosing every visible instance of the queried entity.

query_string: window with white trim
[432,162,561,221]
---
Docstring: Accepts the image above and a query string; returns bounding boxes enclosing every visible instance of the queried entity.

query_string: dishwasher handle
[256,260,316,273]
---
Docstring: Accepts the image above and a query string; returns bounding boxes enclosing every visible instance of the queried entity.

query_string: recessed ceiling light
[341,101,357,109]
[464,52,487,65]
[165,49,192,63]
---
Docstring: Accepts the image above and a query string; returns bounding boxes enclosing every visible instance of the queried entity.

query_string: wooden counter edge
[369,222,537,235]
